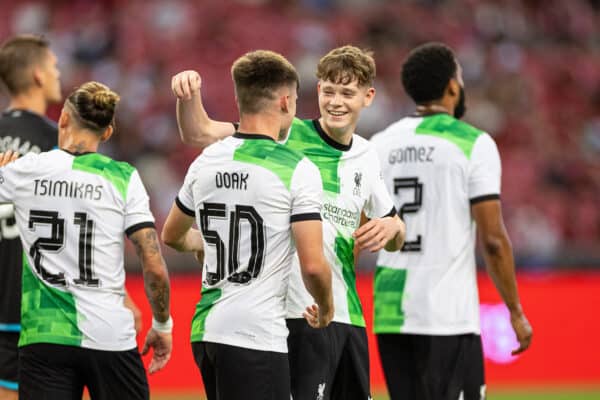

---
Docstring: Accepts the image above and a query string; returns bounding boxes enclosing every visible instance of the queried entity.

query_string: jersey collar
[233,132,275,141]
[312,119,353,151]
[60,148,96,156]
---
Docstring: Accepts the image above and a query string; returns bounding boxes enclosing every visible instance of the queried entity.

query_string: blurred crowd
[0,0,598,269]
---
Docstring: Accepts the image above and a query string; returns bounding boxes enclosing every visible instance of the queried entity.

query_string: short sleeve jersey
[0,109,57,329]
[0,149,155,350]
[177,132,323,353]
[370,113,501,335]
[284,119,396,327]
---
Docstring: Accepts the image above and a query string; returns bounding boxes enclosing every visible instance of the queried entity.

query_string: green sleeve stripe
[72,153,135,200]
[190,287,222,342]
[415,114,484,159]
[373,266,407,334]
[285,118,343,194]
[19,254,82,347]
[233,139,304,190]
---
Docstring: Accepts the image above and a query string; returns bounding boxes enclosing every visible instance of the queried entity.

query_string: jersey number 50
[28,210,99,287]
[199,202,265,285]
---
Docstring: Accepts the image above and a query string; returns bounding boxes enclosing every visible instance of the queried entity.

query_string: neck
[238,112,281,141]
[8,91,48,116]
[60,130,100,154]
[318,117,353,146]
[416,97,454,116]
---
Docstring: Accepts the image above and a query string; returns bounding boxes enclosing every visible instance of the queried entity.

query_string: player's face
[279,84,298,140]
[318,78,375,136]
[40,50,62,103]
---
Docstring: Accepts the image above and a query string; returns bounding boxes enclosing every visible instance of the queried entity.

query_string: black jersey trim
[290,213,322,223]
[60,148,95,156]
[381,206,397,218]
[175,197,195,217]
[233,132,275,141]
[125,221,156,237]
[312,119,353,151]
[470,194,500,205]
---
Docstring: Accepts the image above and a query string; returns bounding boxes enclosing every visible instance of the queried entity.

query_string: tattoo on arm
[131,228,170,321]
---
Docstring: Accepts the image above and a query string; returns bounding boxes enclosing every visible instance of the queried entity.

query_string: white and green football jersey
[177,132,323,353]
[284,118,396,327]
[0,149,155,350]
[370,113,501,335]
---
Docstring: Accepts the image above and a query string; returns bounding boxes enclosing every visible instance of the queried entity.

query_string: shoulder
[415,114,486,159]
[72,153,137,199]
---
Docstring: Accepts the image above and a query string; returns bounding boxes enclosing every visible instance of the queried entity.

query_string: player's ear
[280,93,290,114]
[363,87,376,107]
[58,108,69,128]
[32,66,44,88]
[100,125,113,142]
[447,78,460,98]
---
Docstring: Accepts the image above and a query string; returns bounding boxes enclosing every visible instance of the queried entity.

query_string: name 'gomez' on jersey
[371,113,501,335]
[176,133,323,353]
[0,149,155,351]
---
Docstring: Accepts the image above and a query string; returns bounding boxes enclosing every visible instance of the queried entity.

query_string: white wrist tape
[152,316,173,333]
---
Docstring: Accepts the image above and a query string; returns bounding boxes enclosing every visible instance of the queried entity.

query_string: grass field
[143,389,600,399]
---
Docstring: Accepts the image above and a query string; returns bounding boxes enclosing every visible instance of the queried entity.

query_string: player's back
[371,113,501,335]
[0,109,57,329]
[1,149,152,350]
[180,132,322,353]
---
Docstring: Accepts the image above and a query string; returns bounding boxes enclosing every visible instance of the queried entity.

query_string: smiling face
[317,78,375,138]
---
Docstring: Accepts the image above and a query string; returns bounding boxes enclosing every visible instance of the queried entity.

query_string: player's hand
[303,303,333,328]
[353,216,404,252]
[141,329,173,374]
[510,311,533,355]
[171,70,202,100]
[0,150,19,166]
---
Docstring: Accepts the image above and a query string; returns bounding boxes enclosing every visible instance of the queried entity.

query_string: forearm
[176,93,232,148]
[482,235,522,314]
[142,255,171,322]
[166,228,203,253]
[302,262,333,312]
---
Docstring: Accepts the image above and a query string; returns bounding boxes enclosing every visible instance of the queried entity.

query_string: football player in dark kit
[0,34,61,399]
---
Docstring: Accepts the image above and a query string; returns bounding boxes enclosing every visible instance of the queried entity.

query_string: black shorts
[192,341,290,400]
[377,333,485,400]
[18,343,148,400]
[287,319,370,400]
[0,332,19,391]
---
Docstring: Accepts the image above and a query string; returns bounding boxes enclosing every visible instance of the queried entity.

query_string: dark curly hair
[401,42,457,104]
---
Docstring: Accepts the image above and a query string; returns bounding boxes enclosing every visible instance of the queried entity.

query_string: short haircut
[231,50,299,114]
[401,42,457,104]
[0,34,50,96]
[316,45,376,87]
[66,81,120,133]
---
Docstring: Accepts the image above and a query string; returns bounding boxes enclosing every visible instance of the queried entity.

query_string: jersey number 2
[199,203,265,285]
[394,177,423,252]
[28,210,99,286]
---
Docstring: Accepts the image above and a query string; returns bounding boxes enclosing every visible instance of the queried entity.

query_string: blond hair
[316,45,376,87]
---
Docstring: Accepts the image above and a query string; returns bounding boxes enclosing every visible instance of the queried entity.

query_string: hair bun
[92,89,120,110]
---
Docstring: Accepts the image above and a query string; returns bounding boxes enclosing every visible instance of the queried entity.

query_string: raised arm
[292,220,334,328]
[129,227,172,373]
[472,199,533,355]
[171,70,236,148]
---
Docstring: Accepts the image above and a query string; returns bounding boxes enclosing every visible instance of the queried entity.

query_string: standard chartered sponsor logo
[322,203,360,228]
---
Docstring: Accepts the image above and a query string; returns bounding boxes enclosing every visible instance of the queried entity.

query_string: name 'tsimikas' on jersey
[176,132,323,353]
[370,113,501,335]
[0,149,155,351]
[284,118,396,327]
